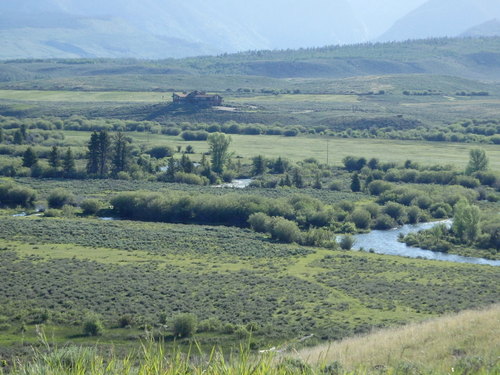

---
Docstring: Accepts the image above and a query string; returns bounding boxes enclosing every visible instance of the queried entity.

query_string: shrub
[83,315,104,336]
[414,195,432,210]
[181,131,208,141]
[172,313,197,338]
[248,212,272,233]
[363,203,380,218]
[337,201,355,213]
[339,235,355,250]
[301,228,333,247]
[430,202,453,218]
[223,323,235,334]
[454,175,480,189]
[329,181,342,191]
[80,199,102,216]
[197,317,222,333]
[474,171,498,187]
[350,209,371,229]
[342,156,366,172]
[373,214,396,230]
[118,315,133,328]
[173,172,207,185]
[147,146,174,159]
[283,128,299,137]
[367,180,392,195]
[47,189,75,209]
[0,183,36,208]
[271,217,301,243]
[407,206,422,224]
[383,202,406,223]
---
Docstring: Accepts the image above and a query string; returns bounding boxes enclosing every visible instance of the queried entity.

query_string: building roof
[173,91,221,99]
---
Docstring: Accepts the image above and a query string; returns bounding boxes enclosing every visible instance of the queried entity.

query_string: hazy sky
[349,0,429,36]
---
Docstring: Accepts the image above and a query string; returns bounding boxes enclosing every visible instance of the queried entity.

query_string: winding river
[351,220,500,266]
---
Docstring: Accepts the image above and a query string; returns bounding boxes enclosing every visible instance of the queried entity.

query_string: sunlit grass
[295,304,500,373]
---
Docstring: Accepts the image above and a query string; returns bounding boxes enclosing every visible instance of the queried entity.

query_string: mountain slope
[461,19,500,37]
[378,0,500,41]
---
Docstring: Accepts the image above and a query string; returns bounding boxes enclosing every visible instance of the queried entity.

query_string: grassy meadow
[59,130,500,169]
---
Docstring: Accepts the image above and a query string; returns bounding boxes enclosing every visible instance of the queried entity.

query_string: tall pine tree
[98,130,110,177]
[86,131,100,175]
[63,148,76,176]
[22,147,38,168]
[48,146,60,168]
[351,173,361,192]
[111,132,130,176]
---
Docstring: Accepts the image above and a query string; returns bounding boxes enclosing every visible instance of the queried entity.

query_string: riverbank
[350,220,500,266]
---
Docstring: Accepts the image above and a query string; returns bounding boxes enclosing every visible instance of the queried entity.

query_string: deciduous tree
[208,133,231,174]
[465,148,488,175]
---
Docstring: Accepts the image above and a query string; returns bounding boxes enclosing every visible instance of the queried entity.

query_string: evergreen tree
[22,147,38,168]
[86,131,100,175]
[20,124,27,140]
[165,157,177,181]
[111,132,130,175]
[351,173,361,192]
[283,173,292,187]
[63,148,76,175]
[180,154,194,173]
[273,157,287,174]
[200,153,208,167]
[48,146,60,168]
[252,155,266,175]
[13,130,24,145]
[292,168,304,188]
[313,173,322,189]
[367,158,379,170]
[137,154,155,174]
[0,128,4,143]
[98,130,110,177]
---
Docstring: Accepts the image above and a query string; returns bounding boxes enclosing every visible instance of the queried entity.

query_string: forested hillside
[1,37,500,82]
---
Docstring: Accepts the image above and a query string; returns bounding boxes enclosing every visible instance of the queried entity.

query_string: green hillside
[1,37,500,82]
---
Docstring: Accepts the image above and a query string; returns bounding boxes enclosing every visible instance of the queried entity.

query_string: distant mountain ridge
[461,19,500,37]
[379,0,500,41]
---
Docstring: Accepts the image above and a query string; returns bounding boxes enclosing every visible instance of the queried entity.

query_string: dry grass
[295,304,500,372]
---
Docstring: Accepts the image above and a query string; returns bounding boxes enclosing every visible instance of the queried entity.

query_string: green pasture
[61,131,500,169]
[228,94,359,104]
[0,90,171,103]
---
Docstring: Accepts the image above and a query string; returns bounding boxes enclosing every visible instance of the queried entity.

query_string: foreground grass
[295,304,500,373]
[2,306,499,374]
